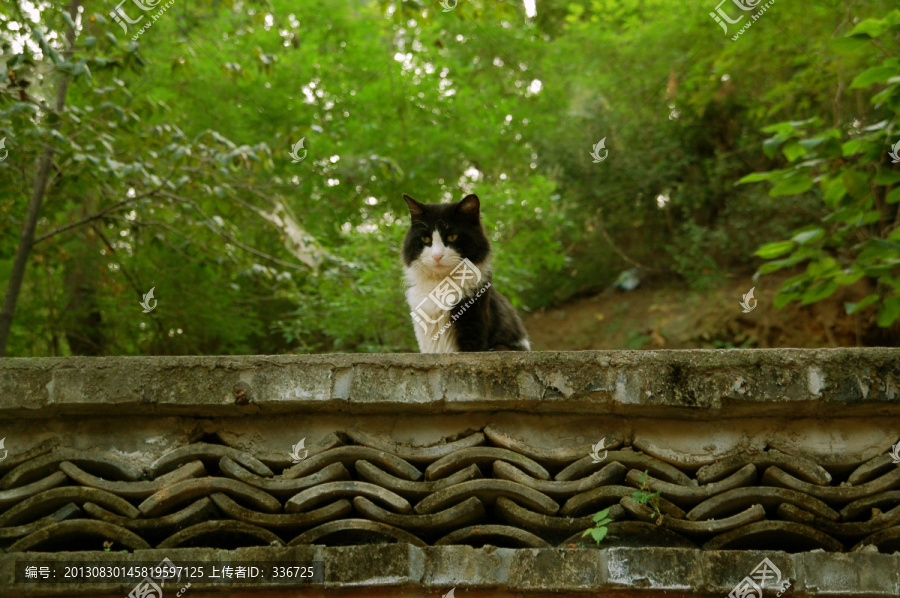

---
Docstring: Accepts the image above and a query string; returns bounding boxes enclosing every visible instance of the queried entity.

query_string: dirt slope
[523,273,896,350]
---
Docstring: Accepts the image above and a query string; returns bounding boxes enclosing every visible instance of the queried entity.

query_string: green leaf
[846,294,880,314]
[841,139,862,157]
[822,177,847,208]
[783,140,807,162]
[876,296,900,327]
[593,508,611,522]
[829,36,869,53]
[590,527,608,544]
[801,280,839,305]
[105,32,118,45]
[737,171,778,184]
[770,172,813,196]
[792,228,824,245]
[886,188,900,204]
[875,171,900,185]
[846,18,887,38]
[843,169,871,200]
[763,133,791,159]
[756,241,795,259]
[835,269,865,285]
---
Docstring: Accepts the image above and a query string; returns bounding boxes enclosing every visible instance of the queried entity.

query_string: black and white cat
[401,193,530,353]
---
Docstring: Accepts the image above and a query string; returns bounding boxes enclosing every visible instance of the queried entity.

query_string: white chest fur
[404,259,491,353]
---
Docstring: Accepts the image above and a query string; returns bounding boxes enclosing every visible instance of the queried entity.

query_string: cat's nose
[432,254,443,263]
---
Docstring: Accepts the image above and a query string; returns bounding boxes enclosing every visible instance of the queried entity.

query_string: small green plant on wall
[582,507,614,545]
[632,469,663,521]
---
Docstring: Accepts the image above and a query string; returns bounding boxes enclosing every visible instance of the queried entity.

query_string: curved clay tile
[0,503,82,539]
[287,518,426,547]
[0,449,143,490]
[434,524,549,548]
[696,450,831,485]
[219,457,351,499]
[841,490,900,520]
[703,520,843,552]
[560,521,697,549]
[624,464,756,508]
[285,481,411,514]
[8,519,151,552]
[761,466,900,505]
[352,495,486,536]
[83,498,217,538]
[157,520,284,549]
[211,493,351,529]
[847,453,897,486]
[0,471,67,509]
[620,497,765,535]
[687,487,840,522]
[355,460,482,501]
[494,495,621,543]
[483,425,623,467]
[0,486,139,527]
[632,437,746,469]
[60,460,206,499]
[283,447,422,481]
[777,503,900,540]
[555,450,693,486]
[425,447,551,481]
[492,461,628,499]
[414,480,559,516]
[851,525,900,552]
[230,431,345,470]
[139,477,281,517]
[561,485,685,518]
[0,438,59,476]
[149,442,273,478]
[768,440,886,476]
[346,430,485,463]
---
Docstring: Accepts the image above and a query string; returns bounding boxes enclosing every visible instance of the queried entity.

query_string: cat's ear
[457,194,480,219]
[403,194,425,220]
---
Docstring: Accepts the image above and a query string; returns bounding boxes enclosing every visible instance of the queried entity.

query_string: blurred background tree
[0,0,897,356]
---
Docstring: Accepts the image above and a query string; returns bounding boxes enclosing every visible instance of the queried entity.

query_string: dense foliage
[1,0,897,356]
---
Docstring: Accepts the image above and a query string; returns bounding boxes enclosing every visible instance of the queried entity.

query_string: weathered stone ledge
[1,545,897,597]
[1,348,898,419]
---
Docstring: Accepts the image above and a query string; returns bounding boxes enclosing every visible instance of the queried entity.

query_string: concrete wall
[0,348,898,596]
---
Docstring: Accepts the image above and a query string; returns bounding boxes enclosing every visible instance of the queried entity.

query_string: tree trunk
[0,0,79,356]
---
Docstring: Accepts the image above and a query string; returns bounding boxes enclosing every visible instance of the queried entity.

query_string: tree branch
[158,191,309,271]
[34,176,172,244]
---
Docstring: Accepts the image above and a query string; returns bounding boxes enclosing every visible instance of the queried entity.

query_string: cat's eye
[421,236,432,244]
[447,234,458,242]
